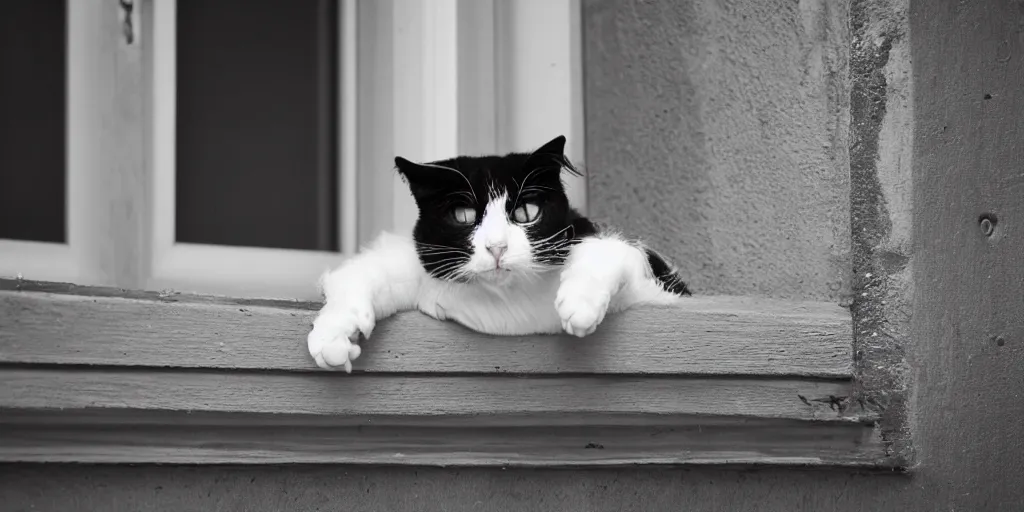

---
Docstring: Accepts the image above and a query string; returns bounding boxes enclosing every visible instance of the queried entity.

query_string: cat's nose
[487,243,507,262]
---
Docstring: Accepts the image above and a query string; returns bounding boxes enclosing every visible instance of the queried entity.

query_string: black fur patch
[645,248,692,296]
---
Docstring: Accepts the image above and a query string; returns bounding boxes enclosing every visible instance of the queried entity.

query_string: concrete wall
[583,0,852,301]
[4,0,1024,510]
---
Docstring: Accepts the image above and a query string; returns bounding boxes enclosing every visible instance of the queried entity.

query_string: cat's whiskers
[530,238,573,266]
[530,245,572,263]
[430,266,464,280]
[429,257,467,270]
[416,241,468,251]
[530,153,582,177]
[530,224,575,246]
[428,263,464,274]
[532,236,572,249]
[444,264,479,284]
[417,249,470,257]
[520,185,558,195]
[427,256,469,275]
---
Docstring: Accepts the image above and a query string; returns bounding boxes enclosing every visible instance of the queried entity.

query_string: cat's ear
[532,135,567,158]
[395,156,434,196]
[394,156,464,197]
[524,135,582,178]
[394,156,427,183]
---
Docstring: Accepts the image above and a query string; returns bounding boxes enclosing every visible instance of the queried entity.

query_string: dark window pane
[176,0,339,251]
[0,1,66,243]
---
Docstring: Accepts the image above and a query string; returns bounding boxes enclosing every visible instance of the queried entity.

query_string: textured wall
[584,0,852,301]
[0,465,918,511]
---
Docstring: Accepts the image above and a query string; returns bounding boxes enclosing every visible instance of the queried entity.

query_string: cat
[307,135,691,372]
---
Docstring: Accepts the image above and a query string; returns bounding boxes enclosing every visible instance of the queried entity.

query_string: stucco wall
[583,0,852,301]
[4,0,1024,510]
[0,465,922,511]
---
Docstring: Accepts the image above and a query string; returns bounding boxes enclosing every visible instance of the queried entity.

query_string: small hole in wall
[984,93,993,100]
[979,213,998,236]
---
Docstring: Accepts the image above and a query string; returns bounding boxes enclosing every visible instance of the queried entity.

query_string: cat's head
[395,135,582,284]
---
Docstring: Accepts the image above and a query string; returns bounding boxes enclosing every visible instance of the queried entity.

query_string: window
[0,0,884,468]
[174,0,339,252]
[149,0,351,299]
[0,1,66,245]
[0,0,74,282]
[0,0,586,300]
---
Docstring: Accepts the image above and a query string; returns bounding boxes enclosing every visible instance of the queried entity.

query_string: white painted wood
[495,0,588,213]
[146,244,342,300]
[0,241,77,283]
[63,0,108,287]
[457,0,498,156]
[150,0,175,266]
[148,0,347,299]
[569,0,586,209]
[355,0,474,242]
[340,0,358,255]
[355,0,396,246]
[0,0,149,287]
[388,0,460,237]
[423,1,460,163]
[71,0,149,289]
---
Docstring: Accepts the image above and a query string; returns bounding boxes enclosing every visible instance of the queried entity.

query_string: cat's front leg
[307,232,424,372]
[555,235,651,337]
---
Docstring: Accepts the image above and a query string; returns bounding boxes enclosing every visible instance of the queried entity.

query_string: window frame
[0,1,119,287]
[147,0,356,300]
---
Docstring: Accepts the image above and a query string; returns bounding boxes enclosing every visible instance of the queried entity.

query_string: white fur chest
[417,272,564,335]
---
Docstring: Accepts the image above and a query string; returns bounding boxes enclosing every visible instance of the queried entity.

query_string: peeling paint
[848,0,913,465]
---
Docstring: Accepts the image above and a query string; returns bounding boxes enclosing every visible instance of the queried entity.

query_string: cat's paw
[555,277,612,337]
[307,303,375,372]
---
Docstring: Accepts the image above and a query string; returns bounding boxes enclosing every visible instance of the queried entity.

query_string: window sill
[0,279,888,467]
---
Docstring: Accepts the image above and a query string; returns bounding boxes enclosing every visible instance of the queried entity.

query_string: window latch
[119,0,135,45]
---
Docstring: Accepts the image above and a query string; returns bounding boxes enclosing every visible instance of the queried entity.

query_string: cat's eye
[512,203,540,224]
[452,207,476,225]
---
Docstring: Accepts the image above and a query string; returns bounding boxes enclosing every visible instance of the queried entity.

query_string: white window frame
[147,0,352,300]
[0,0,586,301]
[0,2,100,286]
[0,0,158,288]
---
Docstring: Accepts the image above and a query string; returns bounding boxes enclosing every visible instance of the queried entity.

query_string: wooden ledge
[0,279,889,467]
[0,279,852,377]
[0,410,882,467]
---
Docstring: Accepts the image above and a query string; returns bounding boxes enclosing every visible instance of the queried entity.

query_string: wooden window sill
[0,279,888,467]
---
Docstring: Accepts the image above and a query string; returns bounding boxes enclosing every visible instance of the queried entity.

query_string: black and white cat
[307,135,690,372]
